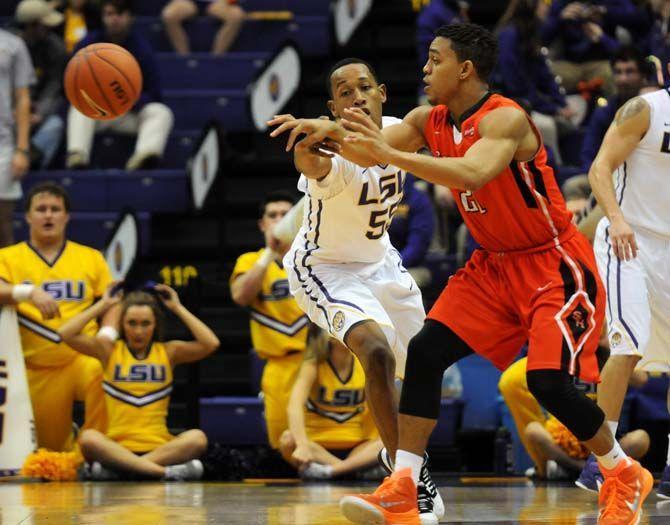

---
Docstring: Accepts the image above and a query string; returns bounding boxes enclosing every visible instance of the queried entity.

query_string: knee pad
[399,320,472,420]
[526,369,604,441]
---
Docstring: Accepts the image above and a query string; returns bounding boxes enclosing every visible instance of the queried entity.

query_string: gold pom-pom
[21,449,83,481]
[545,416,590,460]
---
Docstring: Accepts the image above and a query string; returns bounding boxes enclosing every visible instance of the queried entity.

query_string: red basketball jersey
[424,93,574,252]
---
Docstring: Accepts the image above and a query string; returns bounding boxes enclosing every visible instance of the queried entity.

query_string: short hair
[326,57,380,97]
[258,190,295,218]
[101,0,133,14]
[24,182,71,212]
[610,46,647,75]
[434,23,499,82]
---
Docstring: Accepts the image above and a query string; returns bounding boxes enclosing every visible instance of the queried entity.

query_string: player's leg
[345,321,399,457]
[79,429,165,478]
[161,0,198,55]
[141,429,208,466]
[498,357,548,472]
[74,354,108,436]
[26,365,77,451]
[207,1,246,55]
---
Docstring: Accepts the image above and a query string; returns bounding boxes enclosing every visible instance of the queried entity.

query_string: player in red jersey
[271,23,652,525]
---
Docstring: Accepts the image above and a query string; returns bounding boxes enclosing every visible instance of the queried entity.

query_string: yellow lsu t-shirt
[230,249,307,359]
[0,241,112,368]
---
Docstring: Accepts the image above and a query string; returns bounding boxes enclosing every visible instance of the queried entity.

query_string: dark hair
[258,190,295,219]
[610,46,647,75]
[305,323,330,363]
[326,57,380,97]
[435,23,499,82]
[101,0,133,14]
[24,182,71,212]
[509,0,542,59]
[119,291,164,342]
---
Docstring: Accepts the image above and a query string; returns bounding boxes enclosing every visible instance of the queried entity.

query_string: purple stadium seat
[199,396,268,445]
[12,211,151,253]
[22,170,188,213]
[93,132,198,169]
[164,89,250,130]
[157,52,269,90]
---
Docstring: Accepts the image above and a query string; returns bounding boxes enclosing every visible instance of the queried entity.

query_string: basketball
[64,43,143,121]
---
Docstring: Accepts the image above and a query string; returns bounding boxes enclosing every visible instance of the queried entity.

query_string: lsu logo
[42,280,85,301]
[318,386,365,407]
[113,364,167,383]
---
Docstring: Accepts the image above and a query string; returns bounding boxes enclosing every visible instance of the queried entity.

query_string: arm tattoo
[614,97,647,126]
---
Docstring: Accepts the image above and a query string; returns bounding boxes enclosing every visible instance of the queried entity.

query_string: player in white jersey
[268,58,443,524]
[580,85,670,496]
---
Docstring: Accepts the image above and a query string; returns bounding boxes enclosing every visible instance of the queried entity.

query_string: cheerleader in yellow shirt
[279,325,382,479]
[58,283,219,480]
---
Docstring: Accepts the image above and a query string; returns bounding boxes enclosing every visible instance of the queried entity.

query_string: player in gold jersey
[230,191,308,448]
[58,283,219,480]
[279,325,381,479]
[0,182,116,451]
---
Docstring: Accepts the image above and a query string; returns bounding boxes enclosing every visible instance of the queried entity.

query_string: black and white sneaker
[378,448,444,524]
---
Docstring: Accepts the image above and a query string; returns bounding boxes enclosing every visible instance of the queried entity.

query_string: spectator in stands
[388,174,435,286]
[645,0,670,86]
[279,324,382,480]
[494,0,574,164]
[55,0,102,53]
[499,356,650,479]
[66,0,174,170]
[416,1,469,75]
[161,0,245,56]
[230,191,309,449]
[580,46,647,171]
[58,284,218,481]
[0,28,33,247]
[540,0,649,95]
[0,183,115,451]
[14,0,67,170]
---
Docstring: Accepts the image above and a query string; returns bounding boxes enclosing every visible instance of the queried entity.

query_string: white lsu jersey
[615,87,670,237]
[290,116,405,266]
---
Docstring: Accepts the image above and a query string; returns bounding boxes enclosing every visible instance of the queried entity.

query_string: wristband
[97,326,119,341]
[11,284,34,302]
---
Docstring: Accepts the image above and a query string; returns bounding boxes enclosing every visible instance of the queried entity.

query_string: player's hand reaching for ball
[29,288,60,320]
[155,284,181,311]
[341,108,392,164]
[609,215,638,260]
[268,116,343,154]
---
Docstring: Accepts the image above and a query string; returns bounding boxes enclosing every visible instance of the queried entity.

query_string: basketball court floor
[3,478,670,524]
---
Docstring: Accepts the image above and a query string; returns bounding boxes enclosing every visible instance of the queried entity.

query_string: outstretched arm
[343,106,530,191]
[161,285,220,366]
[588,96,650,260]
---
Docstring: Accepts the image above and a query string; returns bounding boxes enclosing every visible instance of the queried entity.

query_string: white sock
[395,450,422,485]
[596,440,629,471]
[666,434,670,466]
[607,420,619,437]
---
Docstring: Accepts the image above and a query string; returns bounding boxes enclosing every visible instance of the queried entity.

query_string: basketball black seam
[92,49,139,101]
[85,54,115,115]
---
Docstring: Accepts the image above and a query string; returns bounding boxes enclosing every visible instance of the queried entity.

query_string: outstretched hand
[341,108,392,164]
[268,115,342,155]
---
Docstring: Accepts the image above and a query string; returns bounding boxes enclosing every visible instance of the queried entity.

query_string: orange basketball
[64,43,143,121]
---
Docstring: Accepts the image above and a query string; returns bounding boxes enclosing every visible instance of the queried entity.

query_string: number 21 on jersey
[460,190,487,214]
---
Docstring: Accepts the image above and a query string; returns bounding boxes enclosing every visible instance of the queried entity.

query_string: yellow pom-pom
[21,448,83,481]
[545,417,590,460]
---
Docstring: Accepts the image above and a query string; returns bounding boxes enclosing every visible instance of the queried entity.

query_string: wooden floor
[2,478,670,524]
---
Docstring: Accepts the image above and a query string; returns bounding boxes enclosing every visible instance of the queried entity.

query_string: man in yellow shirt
[230,191,308,448]
[0,182,116,451]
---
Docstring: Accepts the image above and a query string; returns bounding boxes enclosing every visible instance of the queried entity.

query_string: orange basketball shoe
[597,459,653,525]
[340,467,420,525]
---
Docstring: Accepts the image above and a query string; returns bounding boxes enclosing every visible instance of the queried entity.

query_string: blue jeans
[31,114,64,169]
